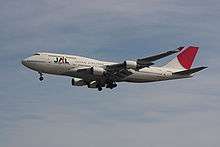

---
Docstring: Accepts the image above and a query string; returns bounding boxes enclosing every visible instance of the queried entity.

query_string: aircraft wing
[63,66,92,77]
[64,65,133,82]
[137,46,184,64]
[105,68,134,81]
[105,46,183,71]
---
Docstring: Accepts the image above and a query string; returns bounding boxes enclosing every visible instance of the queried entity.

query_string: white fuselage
[22,52,191,83]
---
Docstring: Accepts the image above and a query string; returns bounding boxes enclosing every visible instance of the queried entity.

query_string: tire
[39,77,44,81]
[98,86,102,91]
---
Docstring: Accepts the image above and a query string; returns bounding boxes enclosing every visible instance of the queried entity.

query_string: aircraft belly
[124,71,165,83]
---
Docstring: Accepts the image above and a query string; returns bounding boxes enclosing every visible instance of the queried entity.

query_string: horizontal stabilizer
[173,66,208,75]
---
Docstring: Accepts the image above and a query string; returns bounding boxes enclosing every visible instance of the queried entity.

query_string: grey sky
[0,0,220,147]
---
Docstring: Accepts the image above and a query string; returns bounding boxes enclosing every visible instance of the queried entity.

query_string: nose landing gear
[38,72,44,81]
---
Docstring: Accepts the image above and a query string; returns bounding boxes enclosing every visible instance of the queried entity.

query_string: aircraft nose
[21,58,29,67]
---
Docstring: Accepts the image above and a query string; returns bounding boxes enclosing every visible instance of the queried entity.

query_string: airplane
[22,46,207,91]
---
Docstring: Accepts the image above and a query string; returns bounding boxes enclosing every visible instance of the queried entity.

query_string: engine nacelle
[88,81,98,88]
[91,67,106,76]
[124,60,138,69]
[71,78,86,86]
[88,81,105,89]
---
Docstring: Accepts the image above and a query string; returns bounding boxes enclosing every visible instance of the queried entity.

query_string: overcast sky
[0,0,220,147]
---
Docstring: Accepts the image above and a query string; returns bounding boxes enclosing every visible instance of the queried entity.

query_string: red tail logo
[177,46,199,69]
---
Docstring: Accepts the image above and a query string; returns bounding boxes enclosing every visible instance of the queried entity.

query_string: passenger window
[33,53,40,55]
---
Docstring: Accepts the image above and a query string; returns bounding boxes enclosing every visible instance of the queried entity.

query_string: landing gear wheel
[110,84,117,89]
[39,76,44,81]
[112,83,117,88]
[98,86,102,91]
[106,82,117,89]
[38,72,44,81]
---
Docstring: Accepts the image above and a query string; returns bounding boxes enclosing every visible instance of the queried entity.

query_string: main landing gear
[106,82,117,89]
[96,82,117,91]
[97,86,102,91]
[38,72,44,81]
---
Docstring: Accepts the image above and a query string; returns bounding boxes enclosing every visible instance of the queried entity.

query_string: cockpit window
[33,53,40,55]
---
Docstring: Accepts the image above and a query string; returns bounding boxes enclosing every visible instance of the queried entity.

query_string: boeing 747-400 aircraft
[22,46,207,91]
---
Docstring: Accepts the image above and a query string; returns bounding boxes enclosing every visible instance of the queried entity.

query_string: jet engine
[90,67,106,76]
[87,81,98,88]
[71,78,86,86]
[124,60,138,70]
[124,60,153,70]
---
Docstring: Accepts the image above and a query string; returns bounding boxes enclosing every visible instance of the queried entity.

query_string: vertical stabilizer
[163,46,199,70]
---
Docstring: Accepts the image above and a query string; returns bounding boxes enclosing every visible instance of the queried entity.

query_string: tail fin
[163,46,199,70]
